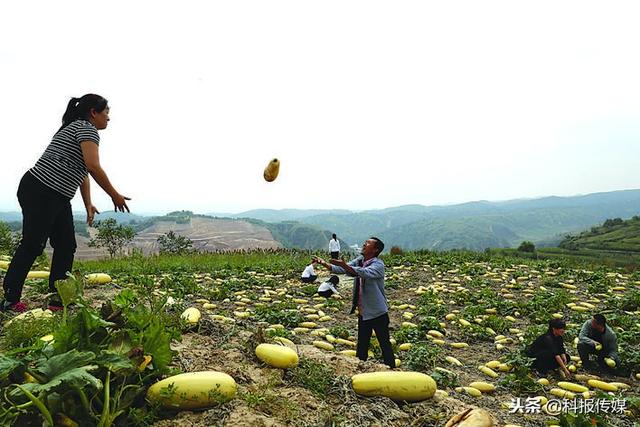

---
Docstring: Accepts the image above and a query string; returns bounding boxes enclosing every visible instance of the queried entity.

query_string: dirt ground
[13,261,640,427]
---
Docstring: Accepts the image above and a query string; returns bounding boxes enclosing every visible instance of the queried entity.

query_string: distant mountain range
[2,189,639,254]
[211,189,640,251]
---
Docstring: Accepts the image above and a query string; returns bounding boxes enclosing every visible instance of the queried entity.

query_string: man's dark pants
[356,313,395,368]
[577,342,611,370]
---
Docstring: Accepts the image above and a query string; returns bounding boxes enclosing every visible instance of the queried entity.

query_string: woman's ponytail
[61,97,80,128]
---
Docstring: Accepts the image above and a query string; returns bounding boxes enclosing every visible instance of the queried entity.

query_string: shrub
[88,218,136,258]
[0,221,19,255]
[390,246,404,255]
[157,231,194,255]
[517,241,536,253]
[603,218,623,227]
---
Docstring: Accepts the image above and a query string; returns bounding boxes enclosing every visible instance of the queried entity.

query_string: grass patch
[241,388,299,422]
[265,327,295,341]
[393,325,423,344]
[0,315,58,351]
[254,301,301,327]
[289,357,335,398]
[328,326,351,340]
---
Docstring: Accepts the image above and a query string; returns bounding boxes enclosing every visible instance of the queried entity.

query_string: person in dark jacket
[526,318,572,377]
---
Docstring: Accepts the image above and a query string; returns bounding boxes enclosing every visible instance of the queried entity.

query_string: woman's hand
[86,205,100,226]
[112,193,131,213]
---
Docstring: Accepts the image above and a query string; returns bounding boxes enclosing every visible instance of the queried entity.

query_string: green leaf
[142,319,172,372]
[52,315,80,354]
[108,331,133,355]
[114,289,137,309]
[80,308,116,332]
[15,365,102,396]
[55,274,83,307]
[0,354,23,381]
[9,350,103,399]
[95,351,135,374]
[125,304,153,332]
[53,308,114,353]
[35,350,97,380]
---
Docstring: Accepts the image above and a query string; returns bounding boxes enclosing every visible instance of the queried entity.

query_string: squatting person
[578,314,620,372]
[526,318,572,377]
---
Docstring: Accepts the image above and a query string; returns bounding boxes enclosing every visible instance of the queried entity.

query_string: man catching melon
[314,237,395,368]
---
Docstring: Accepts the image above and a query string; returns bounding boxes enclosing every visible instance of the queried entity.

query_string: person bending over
[317,275,340,298]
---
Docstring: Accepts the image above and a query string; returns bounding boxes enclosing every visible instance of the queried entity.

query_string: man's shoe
[0,300,28,313]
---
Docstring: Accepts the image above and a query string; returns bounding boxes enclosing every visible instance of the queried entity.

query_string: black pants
[531,350,570,375]
[577,342,617,370]
[318,290,333,298]
[301,275,317,283]
[2,172,76,302]
[357,313,395,368]
[330,251,339,259]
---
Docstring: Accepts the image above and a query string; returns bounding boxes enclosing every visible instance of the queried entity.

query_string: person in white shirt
[301,262,318,283]
[329,233,340,259]
[317,275,340,298]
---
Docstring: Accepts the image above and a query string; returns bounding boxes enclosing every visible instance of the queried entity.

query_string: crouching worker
[300,261,318,283]
[317,275,340,298]
[578,314,620,372]
[526,318,572,377]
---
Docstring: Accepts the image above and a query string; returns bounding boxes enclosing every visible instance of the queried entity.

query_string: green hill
[377,217,519,251]
[243,219,350,252]
[560,216,640,253]
[300,190,640,250]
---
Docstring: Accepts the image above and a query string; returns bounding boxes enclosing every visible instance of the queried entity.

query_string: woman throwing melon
[1,94,130,313]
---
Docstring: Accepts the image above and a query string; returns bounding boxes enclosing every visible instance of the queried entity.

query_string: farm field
[1,250,639,426]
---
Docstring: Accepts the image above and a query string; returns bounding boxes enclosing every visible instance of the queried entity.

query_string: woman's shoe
[0,300,28,313]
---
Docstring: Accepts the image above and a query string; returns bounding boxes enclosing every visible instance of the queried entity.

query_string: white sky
[1,1,639,215]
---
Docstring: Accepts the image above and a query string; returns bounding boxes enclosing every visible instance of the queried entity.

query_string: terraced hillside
[561,217,640,253]
[51,217,282,260]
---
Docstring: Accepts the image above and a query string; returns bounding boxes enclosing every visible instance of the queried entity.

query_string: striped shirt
[30,120,99,199]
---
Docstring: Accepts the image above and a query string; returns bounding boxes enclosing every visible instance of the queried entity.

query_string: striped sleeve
[75,120,100,145]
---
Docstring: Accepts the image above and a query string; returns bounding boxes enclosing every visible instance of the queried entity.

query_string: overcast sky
[1,1,639,215]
